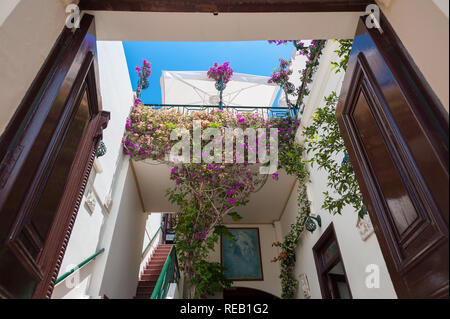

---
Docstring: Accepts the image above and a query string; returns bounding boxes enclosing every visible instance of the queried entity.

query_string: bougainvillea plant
[135,59,152,97]
[136,58,152,79]
[268,58,293,90]
[268,40,291,46]
[123,39,359,298]
[268,40,326,113]
[265,39,326,298]
[123,95,300,297]
[207,62,234,84]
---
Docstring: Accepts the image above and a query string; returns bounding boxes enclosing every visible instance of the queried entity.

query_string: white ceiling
[132,159,296,223]
[89,11,362,41]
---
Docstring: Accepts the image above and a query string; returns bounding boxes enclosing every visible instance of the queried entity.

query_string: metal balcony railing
[143,103,294,118]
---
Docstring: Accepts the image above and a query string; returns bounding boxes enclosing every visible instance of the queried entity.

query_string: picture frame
[220,227,264,281]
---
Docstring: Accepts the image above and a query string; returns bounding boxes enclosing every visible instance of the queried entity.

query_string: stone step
[138,280,157,288]
[136,286,156,294]
[142,273,159,281]
[141,273,160,281]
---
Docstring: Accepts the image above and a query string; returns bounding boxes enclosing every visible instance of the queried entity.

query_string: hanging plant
[135,59,152,97]
[207,62,234,85]
[268,58,293,92]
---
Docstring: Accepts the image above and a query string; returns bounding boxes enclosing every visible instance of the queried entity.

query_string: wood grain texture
[336,16,449,299]
[79,0,373,12]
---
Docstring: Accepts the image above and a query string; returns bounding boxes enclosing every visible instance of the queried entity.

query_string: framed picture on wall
[221,228,263,281]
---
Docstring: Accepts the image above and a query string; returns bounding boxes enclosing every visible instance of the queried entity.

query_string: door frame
[312,223,353,299]
[0,14,109,299]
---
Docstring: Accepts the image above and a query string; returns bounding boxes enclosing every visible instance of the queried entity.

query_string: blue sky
[123,41,294,106]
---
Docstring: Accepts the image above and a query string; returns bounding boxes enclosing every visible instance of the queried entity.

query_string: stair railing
[150,245,180,299]
[55,248,105,285]
[140,226,162,276]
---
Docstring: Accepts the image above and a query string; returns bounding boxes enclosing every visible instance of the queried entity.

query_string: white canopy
[160,70,280,107]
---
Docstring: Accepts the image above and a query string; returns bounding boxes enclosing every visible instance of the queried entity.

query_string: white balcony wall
[276,41,397,299]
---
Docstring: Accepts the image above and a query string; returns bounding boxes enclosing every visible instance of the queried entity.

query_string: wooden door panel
[0,15,109,299]
[336,17,448,298]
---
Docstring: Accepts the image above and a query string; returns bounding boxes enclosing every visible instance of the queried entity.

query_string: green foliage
[271,119,311,298]
[271,182,310,298]
[208,122,222,128]
[228,212,242,222]
[190,261,232,298]
[331,39,353,73]
[303,91,366,218]
[164,122,177,131]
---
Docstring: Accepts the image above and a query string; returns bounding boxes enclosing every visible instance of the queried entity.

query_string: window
[313,223,352,299]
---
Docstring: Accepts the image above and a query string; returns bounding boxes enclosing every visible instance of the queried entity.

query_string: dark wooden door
[0,14,109,299]
[336,16,449,298]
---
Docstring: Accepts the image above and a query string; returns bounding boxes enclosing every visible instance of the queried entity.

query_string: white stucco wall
[208,223,281,298]
[377,0,449,112]
[277,41,397,299]
[0,0,67,133]
[98,166,148,299]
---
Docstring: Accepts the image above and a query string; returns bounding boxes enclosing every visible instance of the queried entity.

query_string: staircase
[135,244,173,299]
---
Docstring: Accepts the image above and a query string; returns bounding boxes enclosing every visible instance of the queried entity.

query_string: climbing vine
[303,91,366,218]
[271,141,311,298]
[331,39,353,73]
[268,39,364,298]
[267,39,325,298]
